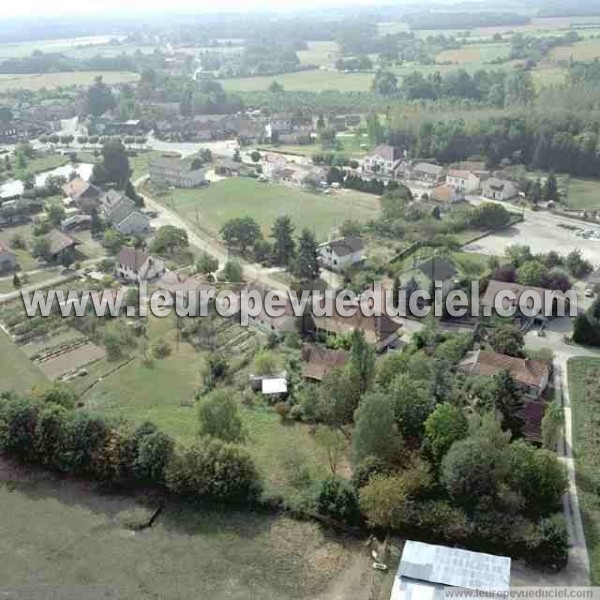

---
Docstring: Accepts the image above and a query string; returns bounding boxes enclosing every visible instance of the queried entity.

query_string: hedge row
[0,394,261,504]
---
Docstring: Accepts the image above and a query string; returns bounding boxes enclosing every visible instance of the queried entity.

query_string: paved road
[525,323,600,585]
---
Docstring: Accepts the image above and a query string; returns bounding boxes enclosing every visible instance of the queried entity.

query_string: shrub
[197,390,244,443]
[525,514,569,570]
[316,476,361,525]
[30,382,78,409]
[165,438,261,503]
[151,338,172,359]
[133,429,175,484]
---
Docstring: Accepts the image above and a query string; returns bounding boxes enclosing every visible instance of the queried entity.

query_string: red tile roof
[460,349,549,389]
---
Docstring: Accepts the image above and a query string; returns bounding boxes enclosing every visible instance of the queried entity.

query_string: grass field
[550,40,600,62]
[78,313,345,501]
[220,69,373,93]
[297,41,341,68]
[0,473,378,600]
[435,43,510,65]
[565,178,600,210]
[152,178,381,240]
[0,330,46,394]
[568,357,600,585]
[221,60,563,93]
[0,71,138,91]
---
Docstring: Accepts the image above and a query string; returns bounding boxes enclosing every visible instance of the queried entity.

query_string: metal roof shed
[261,377,288,395]
[390,541,511,600]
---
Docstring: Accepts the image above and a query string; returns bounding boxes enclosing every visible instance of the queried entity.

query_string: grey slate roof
[413,162,444,177]
[117,247,149,271]
[367,145,403,162]
[326,237,364,257]
[418,256,458,281]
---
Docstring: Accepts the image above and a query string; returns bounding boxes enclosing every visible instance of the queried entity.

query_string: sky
[4,0,399,18]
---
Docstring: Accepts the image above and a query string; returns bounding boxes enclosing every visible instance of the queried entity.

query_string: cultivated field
[435,43,510,65]
[568,357,600,585]
[150,178,381,240]
[220,60,564,93]
[220,69,373,93]
[0,71,138,91]
[550,40,600,62]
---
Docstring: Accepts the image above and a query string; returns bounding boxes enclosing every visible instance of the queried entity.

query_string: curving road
[135,175,289,292]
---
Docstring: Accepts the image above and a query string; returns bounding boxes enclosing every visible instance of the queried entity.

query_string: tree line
[0,384,261,504]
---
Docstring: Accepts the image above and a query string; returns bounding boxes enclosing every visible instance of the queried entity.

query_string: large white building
[361,145,404,177]
[149,156,207,188]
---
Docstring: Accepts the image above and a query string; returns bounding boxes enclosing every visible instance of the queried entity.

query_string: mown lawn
[568,357,600,585]
[565,178,600,210]
[0,329,46,394]
[151,178,381,240]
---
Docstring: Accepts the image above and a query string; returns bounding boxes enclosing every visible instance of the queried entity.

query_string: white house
[116,247,165,283]
[318,237,364,272]
[361,145,404,177]
[482,177,519,200]
[446,169,481,193]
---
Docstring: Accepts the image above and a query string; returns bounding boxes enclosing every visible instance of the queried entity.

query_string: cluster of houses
[150,111,361,145]
[361,145,520,203]
[61,178,151,236]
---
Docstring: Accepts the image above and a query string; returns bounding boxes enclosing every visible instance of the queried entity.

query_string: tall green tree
[86,76,116,117]
[493,369,524,438]
[220,217,262,254]
[543,171,559,202]
[293,228,320,282]
[349,329,375,394]
[352,391,403,465]
[270,215,296,267]
[424,403,468,462]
